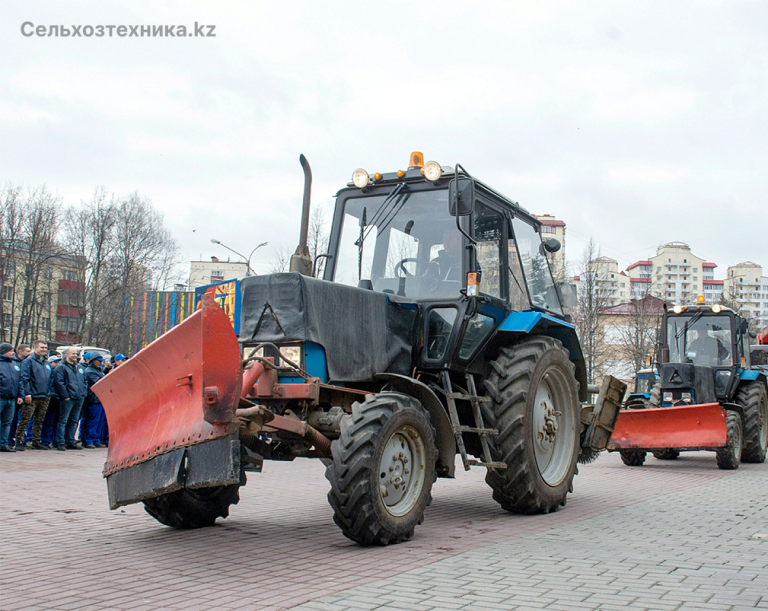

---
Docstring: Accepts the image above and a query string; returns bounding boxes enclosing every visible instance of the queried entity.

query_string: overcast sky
[2,1,767,280]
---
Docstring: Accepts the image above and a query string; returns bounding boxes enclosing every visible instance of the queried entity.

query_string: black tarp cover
[238,273,418,383]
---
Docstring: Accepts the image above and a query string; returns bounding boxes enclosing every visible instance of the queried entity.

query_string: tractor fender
[740,370,767,384]
[375,373,456,478]
[496,311,589,402]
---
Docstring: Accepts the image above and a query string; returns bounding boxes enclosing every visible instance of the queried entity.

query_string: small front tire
[652,449,680,460]
[620,450,646,466]
[716,411,742,470]
[326,392,436,546]
[143,471,246,529]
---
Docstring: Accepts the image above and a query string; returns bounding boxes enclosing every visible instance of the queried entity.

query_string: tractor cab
[659,301,750,402]
[323,153,571,371]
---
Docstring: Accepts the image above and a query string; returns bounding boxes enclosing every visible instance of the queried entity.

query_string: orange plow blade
[608,403,728,451]
[94,293,242,481]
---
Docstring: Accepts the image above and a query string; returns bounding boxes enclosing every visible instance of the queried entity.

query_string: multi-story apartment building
[575,256,633,306]
[625,242,721,305]
[1,246,85,346]
[724,262,768,329]
[188,256,249,290]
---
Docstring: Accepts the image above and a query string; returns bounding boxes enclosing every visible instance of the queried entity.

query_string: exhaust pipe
[289,154,313,276]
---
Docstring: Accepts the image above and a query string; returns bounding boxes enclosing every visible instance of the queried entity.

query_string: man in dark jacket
[0,343,25,452]
[52,347,87,451]
[40,356,61,448]
[17,340,52,450]
[79,353,106,448]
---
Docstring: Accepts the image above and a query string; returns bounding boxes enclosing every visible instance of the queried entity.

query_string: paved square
[1,448,765,610]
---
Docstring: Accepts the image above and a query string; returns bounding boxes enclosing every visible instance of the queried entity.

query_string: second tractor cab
[609,298,768,469]
[624,368,658,409]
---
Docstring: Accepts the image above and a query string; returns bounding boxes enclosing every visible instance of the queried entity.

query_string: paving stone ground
[0,448,765,610]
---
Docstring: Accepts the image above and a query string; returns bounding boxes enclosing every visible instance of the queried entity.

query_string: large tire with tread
[716,411,742,470]
[483,337,580,514]
[648,382,661,407]
[326,392,436,546]
[736,382,767,463]
[620,450,646,466]
[652,449,680,460]
[143,470,246,529]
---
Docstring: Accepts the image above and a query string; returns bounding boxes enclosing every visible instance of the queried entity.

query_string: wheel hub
[532,374,575,487]
[378,425,426,517]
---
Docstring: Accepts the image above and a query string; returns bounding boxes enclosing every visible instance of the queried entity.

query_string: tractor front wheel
[483,337,580,514]
[143,471,246,529]
[716,411,742,470]
[652,449,680,460]
[326,392,436,546]
[620,450,646,466]
[737,382,767,463]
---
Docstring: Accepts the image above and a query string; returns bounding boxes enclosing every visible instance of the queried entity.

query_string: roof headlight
[673,305,683,314]
[352,168,370,188]
[712,304,721,313]
[423,160,443,182]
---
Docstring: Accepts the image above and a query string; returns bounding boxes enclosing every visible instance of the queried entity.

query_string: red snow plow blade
[94,293,242,478]
[608,403,728,451]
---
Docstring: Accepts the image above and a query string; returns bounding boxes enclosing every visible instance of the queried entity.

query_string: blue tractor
[610,301,768,468]
[95,153,622,546]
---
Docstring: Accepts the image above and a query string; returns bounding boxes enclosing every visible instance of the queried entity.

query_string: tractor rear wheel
[716,411,742,470]
[326,392,436,546]
[143,470,246,529]
[620,450,646,466]
[652,449,680,460]
[736,382,767,463]
[483,337,580,514]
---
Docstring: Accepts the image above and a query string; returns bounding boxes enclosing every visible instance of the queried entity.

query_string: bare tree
[0,185,25,342]
[308,207,330,278]
[610,291,665,378]
[64,186,118,344]
[575,237,611,384]
[270,244,292,274]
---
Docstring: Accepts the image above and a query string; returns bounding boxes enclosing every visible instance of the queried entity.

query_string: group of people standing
[0,340,127,452]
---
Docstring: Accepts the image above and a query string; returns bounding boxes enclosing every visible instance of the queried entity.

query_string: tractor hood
[238,273,419,383]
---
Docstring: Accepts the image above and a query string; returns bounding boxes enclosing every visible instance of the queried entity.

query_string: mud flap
[607,403,727,451]
[582,375,627,450]
[107,435,241,509]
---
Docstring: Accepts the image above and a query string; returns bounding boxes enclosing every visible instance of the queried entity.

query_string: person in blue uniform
[40,356,61,448]
[52,347,87,451]
[0,343,25,452]
[79,353,106,448]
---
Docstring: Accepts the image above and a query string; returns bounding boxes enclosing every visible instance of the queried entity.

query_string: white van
[56,345,113,362]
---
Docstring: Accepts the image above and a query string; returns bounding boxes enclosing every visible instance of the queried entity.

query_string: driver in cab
[687,328,731,367]
[428,230,462,282]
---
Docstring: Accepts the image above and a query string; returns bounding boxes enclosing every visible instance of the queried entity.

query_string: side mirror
[556,282,577,308]
[543,238,561,253]
[740,319,749,333]
[449,175,475,216]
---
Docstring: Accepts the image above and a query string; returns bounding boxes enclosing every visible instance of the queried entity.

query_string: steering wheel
[396,258,422,277]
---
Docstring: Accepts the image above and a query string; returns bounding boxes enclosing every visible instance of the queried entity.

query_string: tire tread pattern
[736,382,767,464]
[483,337,580,515]
[326,392,436,546]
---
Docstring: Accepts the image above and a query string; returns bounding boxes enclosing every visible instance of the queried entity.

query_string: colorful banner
[194,279,241,334]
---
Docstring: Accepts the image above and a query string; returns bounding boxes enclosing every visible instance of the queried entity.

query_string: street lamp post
[210,239,268,276]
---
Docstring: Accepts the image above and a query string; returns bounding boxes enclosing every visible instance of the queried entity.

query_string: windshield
[667,314,732,367]
[333,187,462,299]
[510,217,562,315]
